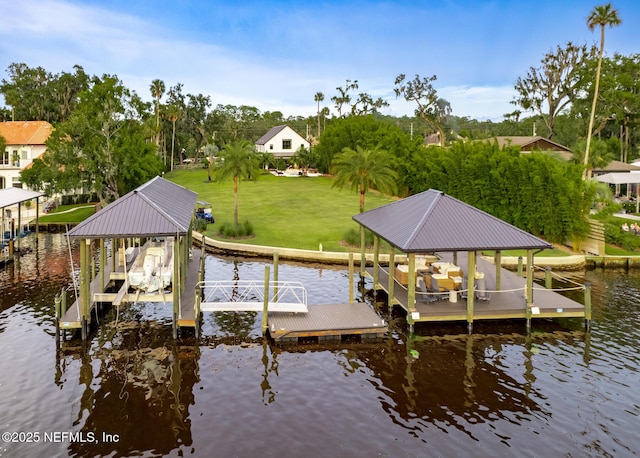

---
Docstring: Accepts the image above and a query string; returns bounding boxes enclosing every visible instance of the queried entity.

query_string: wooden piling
[584,282,592,331]
[349,252,354,304]
[262,266,270,334]
[545,266,552,289]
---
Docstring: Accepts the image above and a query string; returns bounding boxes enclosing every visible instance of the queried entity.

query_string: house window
[269,144,273,150]
[282,139,292,150]
[21,150,28,160]
[12,177,22,188]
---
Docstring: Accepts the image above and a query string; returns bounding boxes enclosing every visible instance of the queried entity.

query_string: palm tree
[584,3,621,179]
[331,145,398,213]
[314,92,324,137]
[166,104,180,172]
[149,79,165,147]
[214,140,260,227]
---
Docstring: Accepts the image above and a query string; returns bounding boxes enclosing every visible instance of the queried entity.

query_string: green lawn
[168,169,397,252]
[38,204,97,223]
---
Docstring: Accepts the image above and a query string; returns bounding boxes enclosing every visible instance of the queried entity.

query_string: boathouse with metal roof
[59,176,198,340]
[353,189,588,332]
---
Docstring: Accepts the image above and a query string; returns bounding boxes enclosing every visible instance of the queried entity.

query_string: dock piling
[262,266,270,335]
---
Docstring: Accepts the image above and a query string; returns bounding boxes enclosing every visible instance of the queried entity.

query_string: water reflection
[60,322,200,457]
[2,235,640,456]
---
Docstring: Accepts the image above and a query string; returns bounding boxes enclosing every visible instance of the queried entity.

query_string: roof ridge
[134,189,188,232]
[405,190,441,248]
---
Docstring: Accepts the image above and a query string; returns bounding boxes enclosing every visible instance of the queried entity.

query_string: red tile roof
[0,121,53,145]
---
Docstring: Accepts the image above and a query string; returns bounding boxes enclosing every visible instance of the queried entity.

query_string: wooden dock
[369,252,586,325]
[268,302,387,343]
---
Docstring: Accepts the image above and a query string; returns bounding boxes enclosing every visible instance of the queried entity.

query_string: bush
[193,218,208,232]
[217,220,255,238]
[342,227,374,247]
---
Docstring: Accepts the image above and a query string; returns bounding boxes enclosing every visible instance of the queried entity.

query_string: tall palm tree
[214,140,260,227]
[331,145,398,214]
[584,3,621,179]
[314,91,324,138]
[166,104,180,172]
[149,79,165,147]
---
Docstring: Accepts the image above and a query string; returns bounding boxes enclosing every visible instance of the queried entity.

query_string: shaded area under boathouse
[57,176,197,340]
[352,189,590,333]
[0,187,44,264]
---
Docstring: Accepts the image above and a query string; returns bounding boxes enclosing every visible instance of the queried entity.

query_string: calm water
[0,233,639,457]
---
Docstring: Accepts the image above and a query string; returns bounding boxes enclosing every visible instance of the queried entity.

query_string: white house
[255,125,309,159]
[0,121,53,190]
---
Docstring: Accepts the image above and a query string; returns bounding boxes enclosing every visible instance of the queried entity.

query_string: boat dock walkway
[369,252,586,326]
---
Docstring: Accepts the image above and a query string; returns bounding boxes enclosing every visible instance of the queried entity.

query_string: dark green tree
[29,74,161,204]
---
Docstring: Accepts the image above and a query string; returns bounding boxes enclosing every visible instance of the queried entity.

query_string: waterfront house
[255,125,310,159]
[0,121,53,190]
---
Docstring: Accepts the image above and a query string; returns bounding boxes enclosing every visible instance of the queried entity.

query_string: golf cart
[195,201,215,223]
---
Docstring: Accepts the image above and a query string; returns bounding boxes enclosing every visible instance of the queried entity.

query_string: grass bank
[37,204,97,224]
[168,169,397,252]
[168,169,572,256]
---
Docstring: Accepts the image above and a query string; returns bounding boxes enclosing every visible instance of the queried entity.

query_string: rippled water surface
[0,234,639,457]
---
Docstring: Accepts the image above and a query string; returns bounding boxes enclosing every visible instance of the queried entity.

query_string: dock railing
[195,280,308,313]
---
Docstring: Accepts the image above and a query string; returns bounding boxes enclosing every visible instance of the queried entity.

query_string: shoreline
[193,232,638,271]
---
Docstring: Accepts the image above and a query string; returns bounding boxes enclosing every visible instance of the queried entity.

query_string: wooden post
[172,235,180,338]
[495,250,502,291]
[453,251,458,266]
[360,226,366,277]
[54,294,61,343]
[407,253,416,313]
[467,251,476,330]
[273,252,279,301]
[348,252,354,304]
[525,250,534,334]
[61,288,67,317]
[195,291,201,338]
[545,266,552,289]
[388,248,395,311]
[99,239,106,293]
[262,266,270,334]
[584,282,592,332]
[80,239,90,340]
[517,256,524,277]
[373,236,379,288]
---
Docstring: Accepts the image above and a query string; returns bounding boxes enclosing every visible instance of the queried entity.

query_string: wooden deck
[268,302,387,343]
[178,247,201,327]
[369,252,586,324]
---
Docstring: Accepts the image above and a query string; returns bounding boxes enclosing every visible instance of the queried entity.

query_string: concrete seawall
[193,232,640,271]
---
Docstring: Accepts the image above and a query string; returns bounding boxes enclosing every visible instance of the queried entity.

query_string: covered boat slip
[369,251,586,325]
[58,176,197,340]
[58,239,186,331]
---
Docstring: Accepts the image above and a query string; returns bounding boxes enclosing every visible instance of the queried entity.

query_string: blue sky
[1,0,638,121]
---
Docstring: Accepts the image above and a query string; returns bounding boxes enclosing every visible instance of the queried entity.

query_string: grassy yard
[168,169,397,252]
[37,204,97,223]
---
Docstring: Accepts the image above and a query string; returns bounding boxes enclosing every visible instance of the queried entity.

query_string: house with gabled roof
[0,121,54,190]
[488,136,573,161]
[255,125,309,159]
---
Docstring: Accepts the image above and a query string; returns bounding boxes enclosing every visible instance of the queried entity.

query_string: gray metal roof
[353,189,552,252]
[255,125,288,145]
[0,187,44,209]
[68,176,197,239]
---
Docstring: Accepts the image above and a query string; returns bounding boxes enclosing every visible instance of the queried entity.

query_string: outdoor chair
[474,276,490,302]
[430,277,447,302]
[459,276,470,300]
[417,277,437,303]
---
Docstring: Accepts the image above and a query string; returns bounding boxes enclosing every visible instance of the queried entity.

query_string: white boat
[127,239,174,293]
